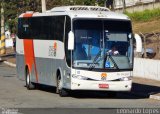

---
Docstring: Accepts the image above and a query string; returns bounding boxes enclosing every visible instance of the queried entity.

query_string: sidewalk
[0,49,160,100]
[0,48,16,67]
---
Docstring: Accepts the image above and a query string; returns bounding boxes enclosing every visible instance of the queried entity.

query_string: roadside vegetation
[125,8,160,22]
[126,8,160,60]
[124,8,160,33]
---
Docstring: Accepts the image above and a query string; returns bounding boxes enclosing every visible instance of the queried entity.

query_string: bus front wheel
[56,75,68,97]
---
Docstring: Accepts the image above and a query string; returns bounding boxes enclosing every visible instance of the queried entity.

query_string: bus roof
[19,6,130,20]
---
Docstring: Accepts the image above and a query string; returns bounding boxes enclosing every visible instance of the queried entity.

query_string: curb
[149,94,160,100]
[3,61,16,67]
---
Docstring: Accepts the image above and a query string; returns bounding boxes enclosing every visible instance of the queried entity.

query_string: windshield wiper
[89,50,102,70]
[89,50,120,70]
[104,52,120,70]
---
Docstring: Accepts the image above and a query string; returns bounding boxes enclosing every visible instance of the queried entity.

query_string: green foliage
[125,8,160,22]
[97,0,106,7]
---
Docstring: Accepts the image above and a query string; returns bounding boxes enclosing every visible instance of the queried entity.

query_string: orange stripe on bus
[23,39,38,82]
[23,13,33,18]
[23,12,39,83]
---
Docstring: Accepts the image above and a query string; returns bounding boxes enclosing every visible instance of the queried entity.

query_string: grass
[125,8,160,22]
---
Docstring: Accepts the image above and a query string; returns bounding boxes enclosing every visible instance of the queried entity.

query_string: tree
[122,0,126,13]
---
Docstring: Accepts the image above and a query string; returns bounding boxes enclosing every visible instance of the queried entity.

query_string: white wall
[115,0,160,13]
[133,58,160,81]
[115,0,155,8]
[5,39,13,48]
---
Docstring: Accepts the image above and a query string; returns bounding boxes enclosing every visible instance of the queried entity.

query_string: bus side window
[18,18,22,38]
[18,18,32,39]
[54,16,65,42]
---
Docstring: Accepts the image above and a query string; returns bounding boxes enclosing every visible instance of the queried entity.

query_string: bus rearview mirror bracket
[134,34,142,52]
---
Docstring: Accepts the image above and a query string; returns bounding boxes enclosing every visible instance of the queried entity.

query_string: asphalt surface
[0,62,159,114]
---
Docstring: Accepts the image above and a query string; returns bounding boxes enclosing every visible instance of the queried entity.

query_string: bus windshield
[73,19,133,70]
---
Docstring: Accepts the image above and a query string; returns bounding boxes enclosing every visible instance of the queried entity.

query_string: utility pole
[1,0,6,54]
[41,0,46,13]
[122,0,126,13]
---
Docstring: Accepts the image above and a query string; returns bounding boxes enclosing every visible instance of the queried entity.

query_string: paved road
[0,63,159,113]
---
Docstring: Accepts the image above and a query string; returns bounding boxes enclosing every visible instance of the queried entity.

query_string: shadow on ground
[131,83,160,98]
[26,82,160,99]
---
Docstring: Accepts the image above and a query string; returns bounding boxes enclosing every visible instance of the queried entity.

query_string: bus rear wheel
[56,75,68,97]
[26,69,35,90]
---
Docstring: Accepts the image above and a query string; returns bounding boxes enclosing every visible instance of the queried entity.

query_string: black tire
[26,68,35,90]
[56,75,68,97]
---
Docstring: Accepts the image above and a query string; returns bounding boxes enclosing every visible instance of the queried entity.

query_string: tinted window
[104,20,132,32]
[18,18,32,38]
[18,16,65,42]
[53,16,65,41]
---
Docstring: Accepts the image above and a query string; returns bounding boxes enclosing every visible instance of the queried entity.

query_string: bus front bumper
[71,79,132,91]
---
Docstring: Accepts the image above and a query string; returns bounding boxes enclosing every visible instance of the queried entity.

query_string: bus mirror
[68,31,74,50]
[134,34,142,52]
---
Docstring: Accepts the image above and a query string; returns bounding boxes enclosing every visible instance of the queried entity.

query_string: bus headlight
[120,77,132,81]
[72,75,88,80]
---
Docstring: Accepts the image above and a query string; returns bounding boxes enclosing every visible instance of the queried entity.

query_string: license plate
[99,84,109,88]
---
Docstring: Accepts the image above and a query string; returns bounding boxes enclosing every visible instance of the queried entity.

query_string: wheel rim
[57,76,62,91]
[58,79,60,90]
[27,73,30,86]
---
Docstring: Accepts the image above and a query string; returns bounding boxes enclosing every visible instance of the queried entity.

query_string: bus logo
[53,42,57,57]
[101,73,107,80]
[49,42,57,57]
[53,42,57,49]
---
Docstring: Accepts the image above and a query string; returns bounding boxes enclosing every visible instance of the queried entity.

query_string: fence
[135,32,160,59]
[133,58,160,81]
[115,0,157,8]
[115,0,160,13]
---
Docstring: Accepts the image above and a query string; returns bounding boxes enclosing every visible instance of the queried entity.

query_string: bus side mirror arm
[68,31,74,50]
[134,34,142,52]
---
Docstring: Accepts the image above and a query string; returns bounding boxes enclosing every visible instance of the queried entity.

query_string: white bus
[17,6,136,97]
